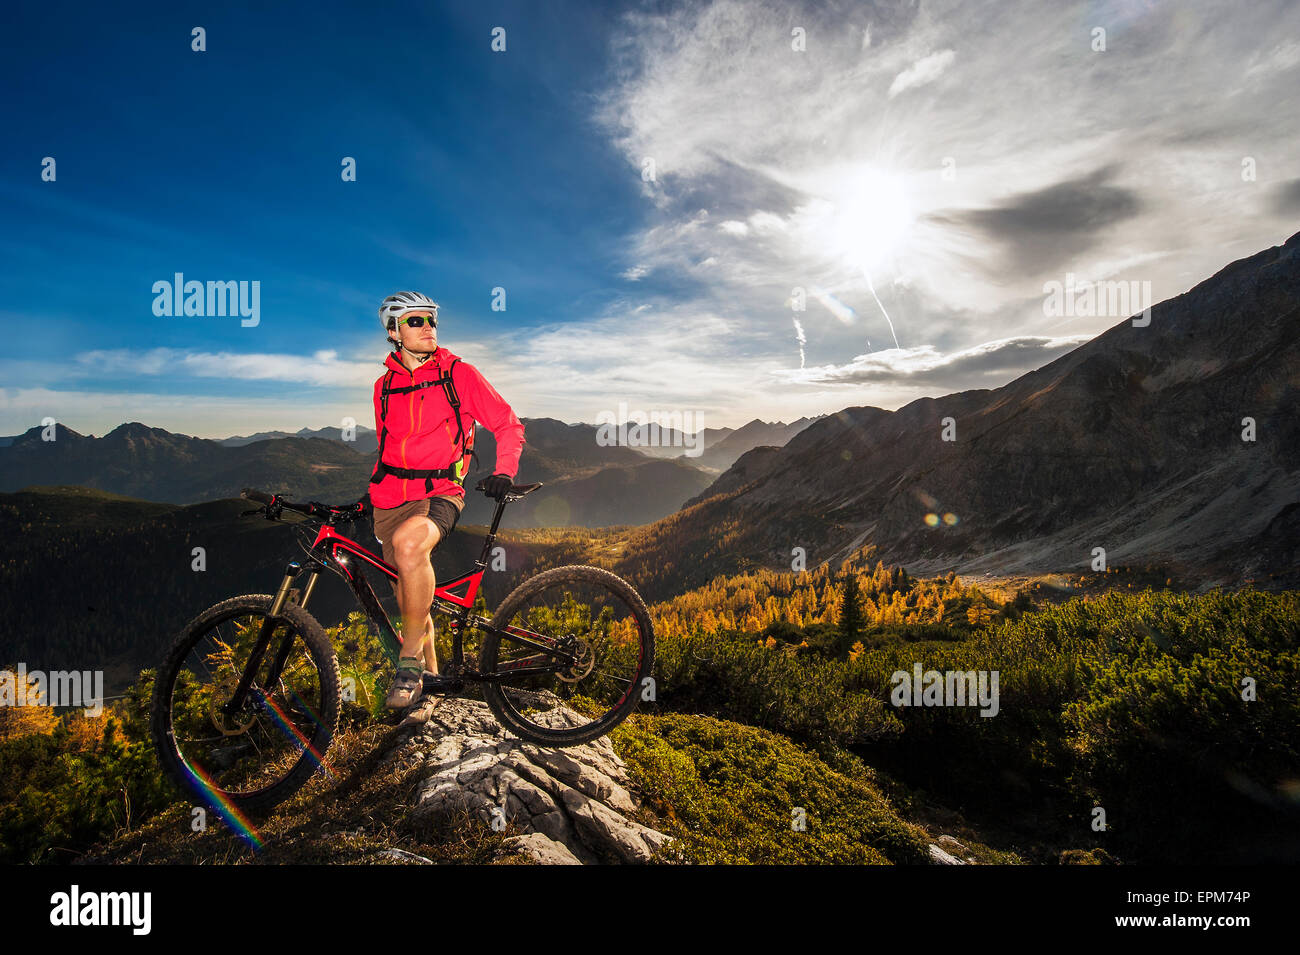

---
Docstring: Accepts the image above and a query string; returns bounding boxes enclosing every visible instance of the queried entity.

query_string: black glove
[482,473,513,499]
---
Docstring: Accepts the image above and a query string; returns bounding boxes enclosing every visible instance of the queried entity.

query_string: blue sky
[2,0,1298,439]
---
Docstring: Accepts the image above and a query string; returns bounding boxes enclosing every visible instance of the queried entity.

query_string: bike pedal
[422,674,465,695]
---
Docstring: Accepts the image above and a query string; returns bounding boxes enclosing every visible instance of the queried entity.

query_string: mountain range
[0,415,814,528]
[608,231,1300,596]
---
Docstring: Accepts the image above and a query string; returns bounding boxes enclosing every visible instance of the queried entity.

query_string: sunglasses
[397,314,437,329]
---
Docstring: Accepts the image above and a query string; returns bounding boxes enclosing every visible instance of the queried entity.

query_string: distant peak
[16,421,86,441]
[103,422,148,439]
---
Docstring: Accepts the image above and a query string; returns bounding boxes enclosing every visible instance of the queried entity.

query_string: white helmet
[378,291,439,334]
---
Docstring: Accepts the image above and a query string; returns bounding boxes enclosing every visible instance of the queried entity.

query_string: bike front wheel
[150,594,341,816]
[480,564,655,746]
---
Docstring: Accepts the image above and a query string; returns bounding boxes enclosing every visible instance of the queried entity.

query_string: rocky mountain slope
[654,232,1300,590]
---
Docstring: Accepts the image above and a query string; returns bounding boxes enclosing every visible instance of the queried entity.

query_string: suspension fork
[263,562,325,687]
[223,560,311,715]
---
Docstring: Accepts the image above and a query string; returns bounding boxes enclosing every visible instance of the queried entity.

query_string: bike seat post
[477,493,513,566]
[488,493,510,534]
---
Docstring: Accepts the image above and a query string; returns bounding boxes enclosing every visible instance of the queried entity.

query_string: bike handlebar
[241,476,528,524]
[240,488,370,523]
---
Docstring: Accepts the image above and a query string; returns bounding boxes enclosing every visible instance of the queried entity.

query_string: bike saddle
[474,478,544,497]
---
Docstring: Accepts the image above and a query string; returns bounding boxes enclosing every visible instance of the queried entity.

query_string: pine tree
[837,569,865,651]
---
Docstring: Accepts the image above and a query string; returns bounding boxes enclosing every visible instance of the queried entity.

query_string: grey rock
[403,697,672,864]
[558,787,667,864]
[502,833,583,865]
[929,844,968,865]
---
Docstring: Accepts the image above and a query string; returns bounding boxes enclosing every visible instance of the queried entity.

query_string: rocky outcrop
[387,696,673,865]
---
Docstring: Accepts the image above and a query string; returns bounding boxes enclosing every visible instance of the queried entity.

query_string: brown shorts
[372,494,464,572]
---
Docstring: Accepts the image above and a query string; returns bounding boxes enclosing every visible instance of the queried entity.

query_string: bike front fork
[271,559,321,614]
[223,561,321,716]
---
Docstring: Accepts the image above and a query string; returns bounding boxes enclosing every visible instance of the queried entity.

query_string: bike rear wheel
[480,565,654,746]
[150,595,341,815]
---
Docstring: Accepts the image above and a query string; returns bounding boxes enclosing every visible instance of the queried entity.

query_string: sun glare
[824,167,913,272]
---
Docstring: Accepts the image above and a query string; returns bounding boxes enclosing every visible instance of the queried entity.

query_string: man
[368,290,525,709]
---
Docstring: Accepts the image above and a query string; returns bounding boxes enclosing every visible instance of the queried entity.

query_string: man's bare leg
[391,515,442,675]
[420,612,437,672]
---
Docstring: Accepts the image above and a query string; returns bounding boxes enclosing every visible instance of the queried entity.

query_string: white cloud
[887,49,956,98]
[1246,39,1300,77]
[73,347,379,388]
[747,211,788,235]
[775,334,1093,386]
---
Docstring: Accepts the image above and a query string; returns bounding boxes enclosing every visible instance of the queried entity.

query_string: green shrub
[611,711,931,864]
[0,714,172,864]
[652,627,903,748]
[847,588,1300,861]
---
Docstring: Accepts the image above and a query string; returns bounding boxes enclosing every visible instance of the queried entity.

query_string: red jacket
[368,346,525,508]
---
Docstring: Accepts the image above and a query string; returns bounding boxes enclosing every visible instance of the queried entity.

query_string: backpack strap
[435,358,479,491]
[369,359,478,493]
[369,369,396,486]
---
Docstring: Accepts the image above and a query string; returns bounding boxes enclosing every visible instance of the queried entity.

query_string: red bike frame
[260,491,568,676]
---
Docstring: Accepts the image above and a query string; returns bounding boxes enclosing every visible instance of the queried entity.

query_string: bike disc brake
[210,674,258,736]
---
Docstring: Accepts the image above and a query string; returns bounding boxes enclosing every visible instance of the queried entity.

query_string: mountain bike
[149,478,655,814]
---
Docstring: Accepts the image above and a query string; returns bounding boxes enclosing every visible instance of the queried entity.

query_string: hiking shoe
[385,658,427,710]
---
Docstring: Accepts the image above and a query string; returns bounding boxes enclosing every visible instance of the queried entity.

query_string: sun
[823,166,913,272]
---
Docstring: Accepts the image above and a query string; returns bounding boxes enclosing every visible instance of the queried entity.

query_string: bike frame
[234,493,575,719]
